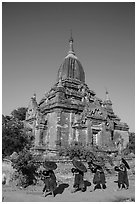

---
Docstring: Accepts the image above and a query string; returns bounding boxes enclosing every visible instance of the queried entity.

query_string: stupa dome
[57,36,85,83]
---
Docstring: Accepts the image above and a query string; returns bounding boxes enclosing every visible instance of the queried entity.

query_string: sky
[2,2,135,132]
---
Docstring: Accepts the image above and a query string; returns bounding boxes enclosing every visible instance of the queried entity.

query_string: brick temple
[25,36,129,154]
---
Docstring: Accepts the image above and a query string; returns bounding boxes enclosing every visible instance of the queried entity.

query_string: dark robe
[93,169,100,185]
[115,164,129,189]
[123,167,129,188]
[100,171,106,185]
[42,170,57,193]
[90,165,106,190]
[71,168,85,191]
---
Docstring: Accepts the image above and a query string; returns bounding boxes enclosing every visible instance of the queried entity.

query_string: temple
[25,36,129,154]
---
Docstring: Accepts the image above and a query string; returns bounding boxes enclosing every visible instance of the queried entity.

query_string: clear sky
[2,2,135,132]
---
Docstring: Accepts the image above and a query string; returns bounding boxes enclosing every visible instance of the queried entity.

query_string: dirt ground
[2,162,135,202]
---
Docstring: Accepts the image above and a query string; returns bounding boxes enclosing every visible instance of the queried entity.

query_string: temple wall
[34,126,40,146]
[77,128,87,145]
[56,112,89,147]
[86,120,92,144]
[59,112,70,146]
[46,112,57,150]
[68,112,75,144]
[96,127,111,147]
[96,131,102,146]
[114,130,129,148]
[102,130,112,146]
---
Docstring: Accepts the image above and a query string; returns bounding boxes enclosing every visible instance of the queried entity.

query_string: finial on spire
[69,29,73,42]
[104,87,112,106]
[68,29,75,55]
[105,87,110,101]
[31,93,36,100]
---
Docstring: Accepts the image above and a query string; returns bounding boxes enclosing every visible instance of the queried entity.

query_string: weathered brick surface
[114,130,129,148]
[46,112,57,150]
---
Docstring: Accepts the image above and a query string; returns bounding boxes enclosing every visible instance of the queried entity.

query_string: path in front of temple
[2,175,135,202]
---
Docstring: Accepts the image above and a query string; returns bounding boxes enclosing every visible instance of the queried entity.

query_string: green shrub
[12,148,40,187]
[58,142,113,167]
[58,142,95,160]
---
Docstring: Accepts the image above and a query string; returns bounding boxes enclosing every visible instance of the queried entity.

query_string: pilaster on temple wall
[46,112,58,150]
[68,112,74,145]
[86,120,92,144]
[34,126,41,147]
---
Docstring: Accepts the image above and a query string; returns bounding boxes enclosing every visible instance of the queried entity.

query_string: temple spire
[105,88,110,101]
[68,30,75,55]
[104,88,112,106]
[31,93,36,100]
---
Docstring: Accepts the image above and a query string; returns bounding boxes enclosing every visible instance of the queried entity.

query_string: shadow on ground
[54,183,69,196]
[84,180,91,188]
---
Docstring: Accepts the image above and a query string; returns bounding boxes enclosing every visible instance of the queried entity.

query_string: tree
[11,107,27,121]
[127,132,135,154]
[2,107,31,157]
[2,115,29,157]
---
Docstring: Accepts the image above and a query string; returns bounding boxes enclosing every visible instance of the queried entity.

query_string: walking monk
[41,160,57,197]
[88,160,106,191]
[114,157,130,190]
[71,159,87,193]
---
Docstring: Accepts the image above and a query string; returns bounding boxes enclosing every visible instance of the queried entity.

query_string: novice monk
[121,158,130,189]
[41,161,57,197]
[88,161,106,191]
[114,158,130,190]
[71,168,85,192]
[71,159,87,193]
